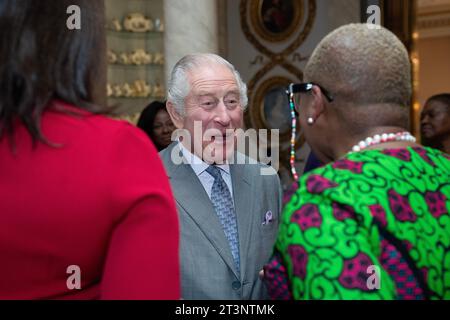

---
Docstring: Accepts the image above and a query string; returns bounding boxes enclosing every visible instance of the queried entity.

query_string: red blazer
[0,100,180,300]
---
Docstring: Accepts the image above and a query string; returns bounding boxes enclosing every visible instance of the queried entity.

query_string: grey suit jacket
[160,142,282,300]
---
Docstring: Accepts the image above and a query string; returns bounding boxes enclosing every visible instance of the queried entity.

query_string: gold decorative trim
[418,15,450,28]
[240,0,316,130]
[249,0,305,43]
[240,0,315,178]
[418,9,450,16]
[251,77,294,135]
[249,76,304,174]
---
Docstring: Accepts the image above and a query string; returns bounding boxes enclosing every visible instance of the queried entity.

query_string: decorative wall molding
[239,0,316,130]
[239,0,316,178]
[417,0,450,38]
[418,0,450,14]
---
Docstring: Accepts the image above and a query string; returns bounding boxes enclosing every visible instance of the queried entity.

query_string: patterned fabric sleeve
[272,181,397,300]
[264,251,293,300]
[266,147,450,300]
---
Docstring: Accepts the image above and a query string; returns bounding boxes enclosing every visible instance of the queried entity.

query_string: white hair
[167,53,248,116]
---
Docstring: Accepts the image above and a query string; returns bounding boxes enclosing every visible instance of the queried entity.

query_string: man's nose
[214,101,231,125]
[421,115,429,125]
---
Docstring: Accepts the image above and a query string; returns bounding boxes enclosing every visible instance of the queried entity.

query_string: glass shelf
[108,96,165,100]
[108,63,164,69]
[107,29,163,37]
[106,0,165,116]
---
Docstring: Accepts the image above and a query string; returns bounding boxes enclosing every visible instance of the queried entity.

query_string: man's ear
[310,85,326,119]
[166,101,184,129]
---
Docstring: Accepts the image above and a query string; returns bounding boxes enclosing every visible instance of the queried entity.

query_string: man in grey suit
[160,53,282,300]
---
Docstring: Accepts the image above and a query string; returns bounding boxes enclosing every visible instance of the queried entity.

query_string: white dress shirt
[178,142,234,205]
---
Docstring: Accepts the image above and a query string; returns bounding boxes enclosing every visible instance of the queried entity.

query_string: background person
[137,101,176,151]
[421,94,450,154]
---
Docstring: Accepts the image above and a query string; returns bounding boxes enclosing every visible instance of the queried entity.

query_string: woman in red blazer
[0,0,180,300]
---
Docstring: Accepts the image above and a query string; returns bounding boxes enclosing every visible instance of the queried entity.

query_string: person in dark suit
[160,53,282,300]
[0,0,179,300]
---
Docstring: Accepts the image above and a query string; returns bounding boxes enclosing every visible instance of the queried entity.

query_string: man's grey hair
[167,53,248,116]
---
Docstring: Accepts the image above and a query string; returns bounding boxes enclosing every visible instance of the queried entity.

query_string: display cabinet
[105,0,165,122]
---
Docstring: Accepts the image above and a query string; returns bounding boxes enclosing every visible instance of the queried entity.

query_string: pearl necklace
[351,132,416,153]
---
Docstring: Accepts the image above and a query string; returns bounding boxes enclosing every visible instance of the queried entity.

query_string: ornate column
[163,0,219,79]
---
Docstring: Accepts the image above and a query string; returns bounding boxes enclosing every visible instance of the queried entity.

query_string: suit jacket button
[232,281,241,290]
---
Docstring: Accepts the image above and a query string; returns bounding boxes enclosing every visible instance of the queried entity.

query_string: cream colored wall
[226,0,361,190]
[417,36,450,106]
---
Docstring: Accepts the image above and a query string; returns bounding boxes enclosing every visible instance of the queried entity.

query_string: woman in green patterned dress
[264,24,450,300]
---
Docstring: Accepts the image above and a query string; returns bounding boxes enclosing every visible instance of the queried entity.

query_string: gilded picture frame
[246,76,304,181]
[247,76,302,147]
[250,0,305,42]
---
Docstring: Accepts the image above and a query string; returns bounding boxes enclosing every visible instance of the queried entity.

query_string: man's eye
[225,99,238,107]
[201,101,215,107]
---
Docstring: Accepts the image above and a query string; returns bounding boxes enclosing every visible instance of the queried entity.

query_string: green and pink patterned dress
[265,147,450,300]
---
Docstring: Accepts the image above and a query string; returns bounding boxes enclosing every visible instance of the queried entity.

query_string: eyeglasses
[287,82,334,103]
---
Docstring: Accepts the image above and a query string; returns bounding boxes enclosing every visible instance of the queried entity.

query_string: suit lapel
[164,143,239,278]
[230,162,254,281]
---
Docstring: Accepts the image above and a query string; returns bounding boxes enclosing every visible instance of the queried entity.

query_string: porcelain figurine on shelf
[112,84,123,98]
[143,52,153,65]
[107,50,117,64]
[133,80,151,98]
[152,82,165,98]
[122,83,135,98]
[123,13,154,33]
[119,52,131,65]
[111,18,122,31]
[153,52,164,65]
[107,84,113,97]
[130,49,152,65]
[154,19,164,32]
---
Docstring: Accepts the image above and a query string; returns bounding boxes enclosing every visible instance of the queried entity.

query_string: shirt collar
[177,141,230,177]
